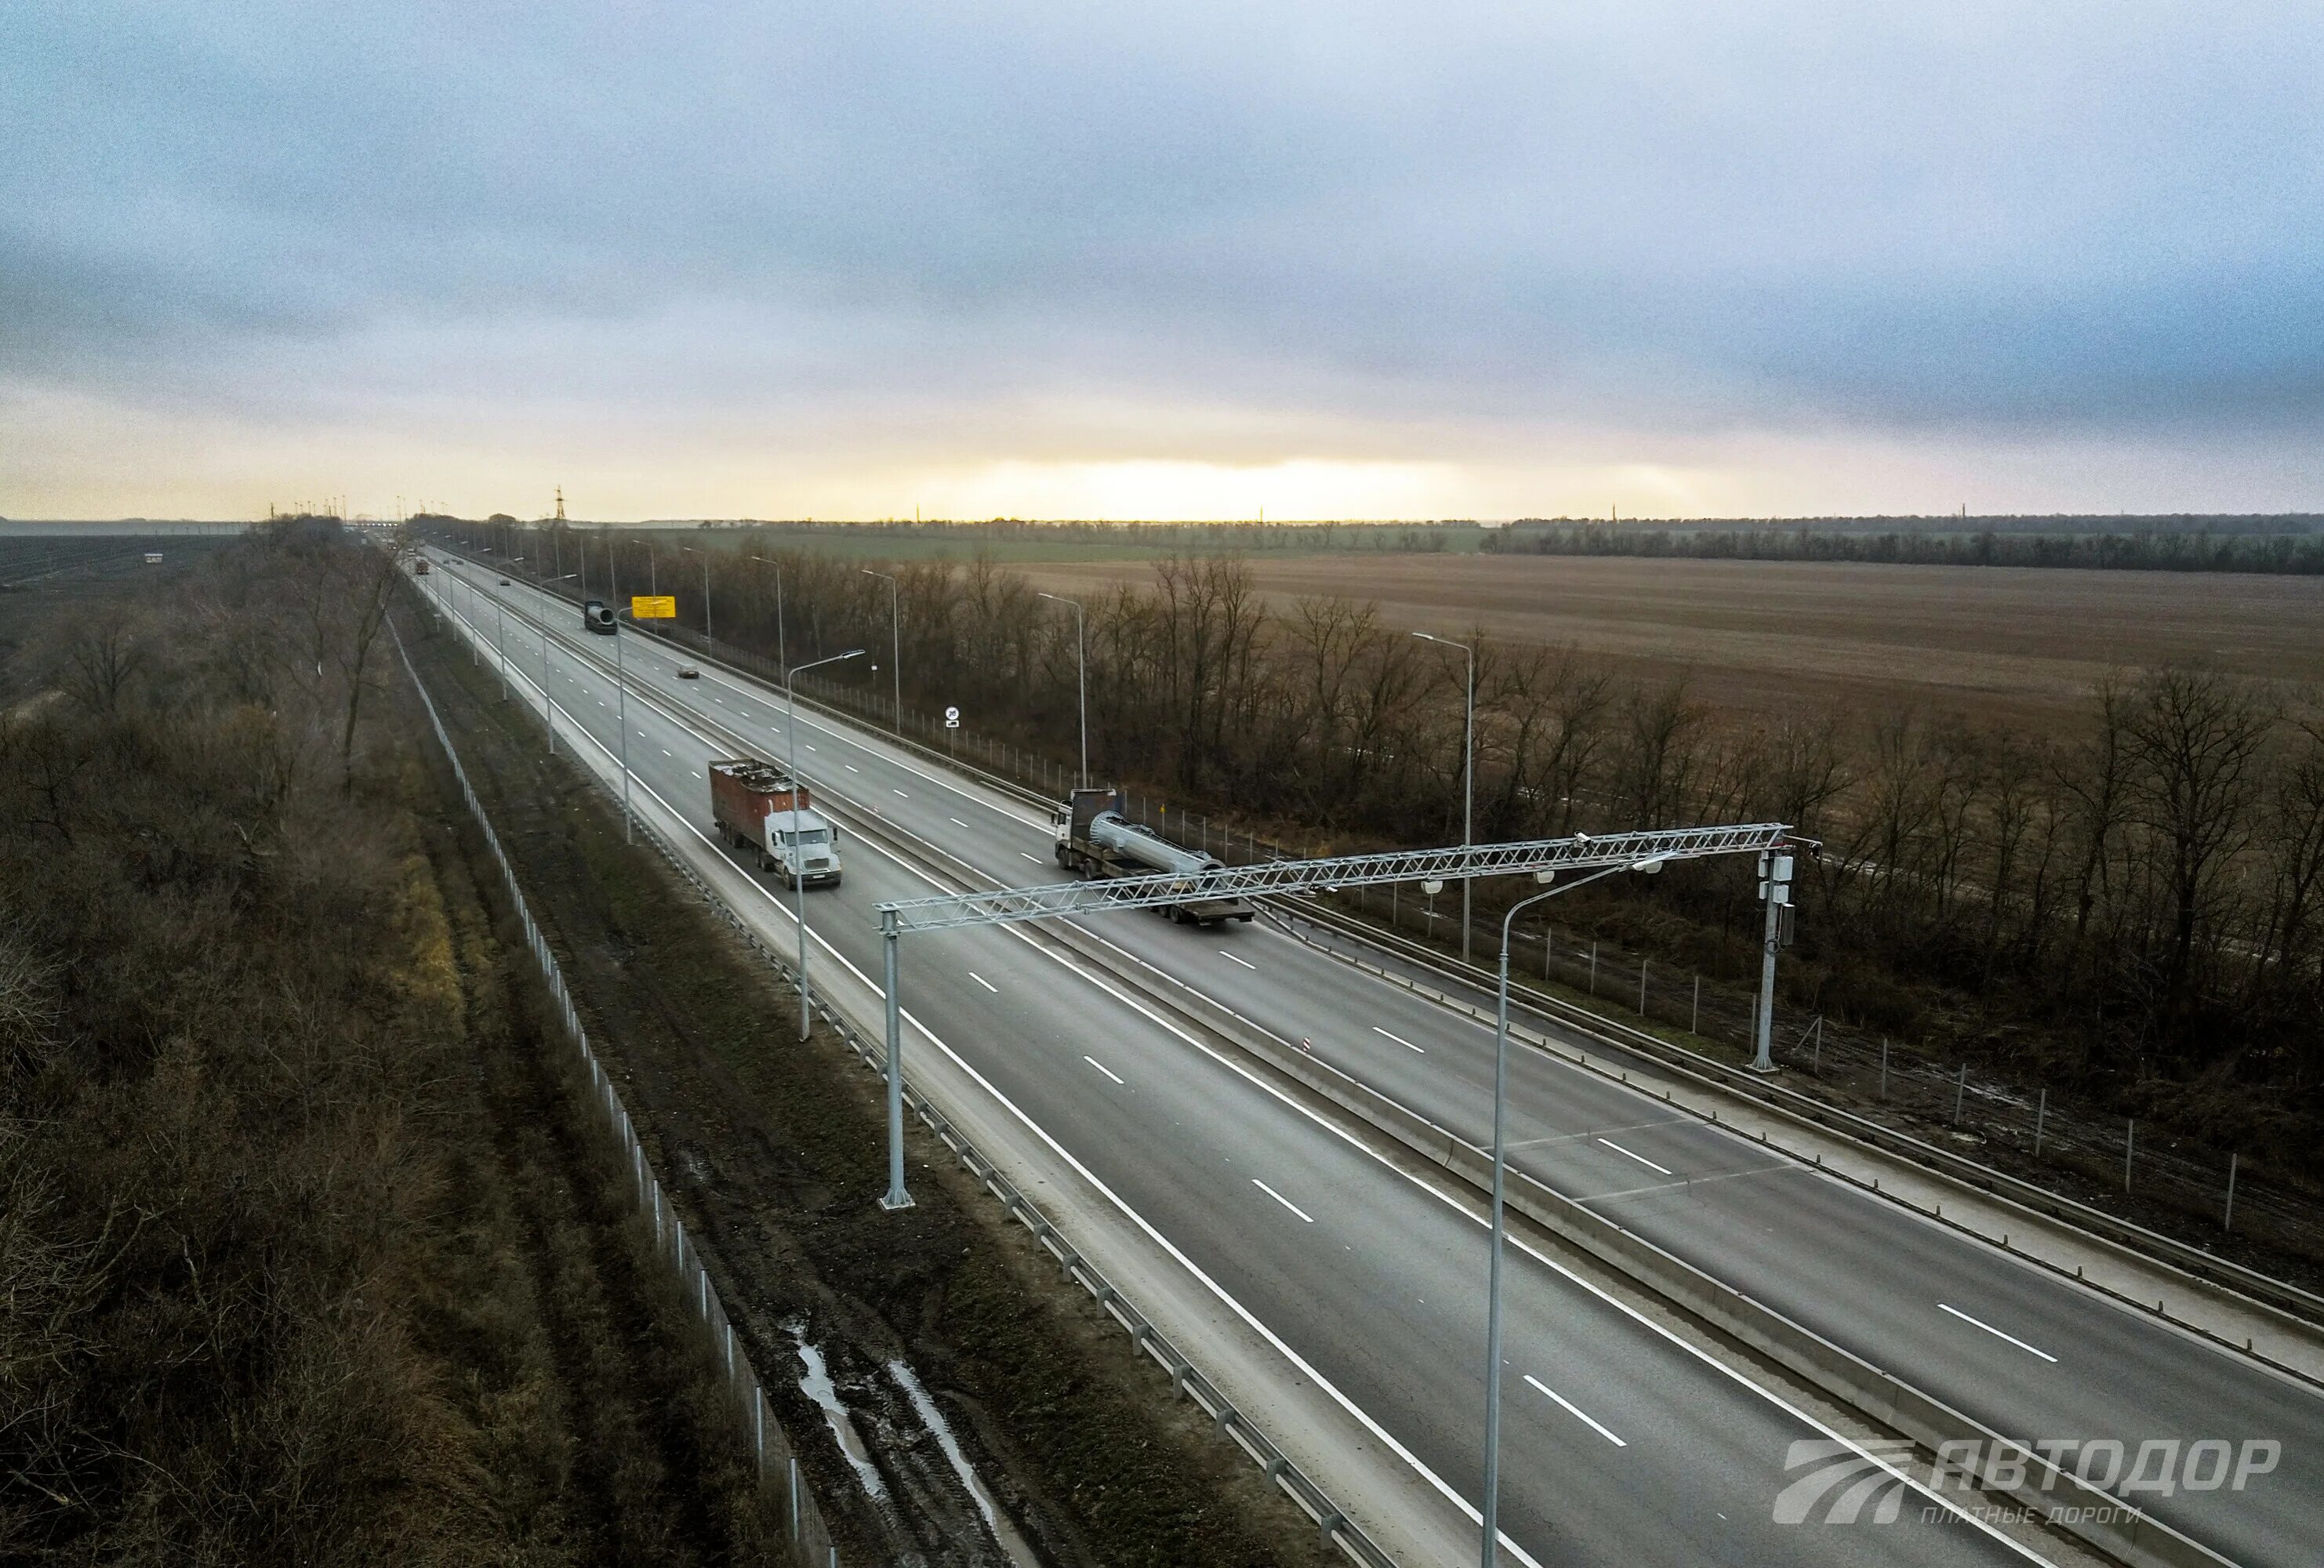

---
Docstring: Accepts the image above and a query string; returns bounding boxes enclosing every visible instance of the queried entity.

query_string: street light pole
[1480,858,1642,1565]
[751,555,786,671]
[1415,632,1476,963]
[786,649,865,1042]
[683,546,713,643]
[1038,591,1088,789]
[862,568,901,731]
[615,605,632,843]
[539,572,578,756]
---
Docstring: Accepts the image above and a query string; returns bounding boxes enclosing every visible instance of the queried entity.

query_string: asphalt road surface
[419,553,2321,1566]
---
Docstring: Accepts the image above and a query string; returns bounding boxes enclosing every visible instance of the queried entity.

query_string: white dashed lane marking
[1524,1377,1627,1446]
[1937,1303,2058,1363]
[1375,1026,1425,1053]
[1252,1179,1314,1224]
[1084,1055,1124,1085]
[1220,950,1257,971]
[1597,1138,1672,1176]
[969,972,999,994]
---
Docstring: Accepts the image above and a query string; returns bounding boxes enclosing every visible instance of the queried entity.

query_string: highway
[423,551,2319,1566]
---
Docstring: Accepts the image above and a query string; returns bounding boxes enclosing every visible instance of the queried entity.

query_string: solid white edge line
[1523,1375,1626,1447]
[1084,1055,1124,1085]
[1253,1178,1316,1224]
[438,556,2049,1566]
[1938,1302,2060,1364]
[451,608,1557,1568]
[1596,1138,1674,1177]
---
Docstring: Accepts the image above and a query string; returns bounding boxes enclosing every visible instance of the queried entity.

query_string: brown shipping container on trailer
[708,757,809,853]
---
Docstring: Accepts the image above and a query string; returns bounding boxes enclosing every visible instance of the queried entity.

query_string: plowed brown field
[1010,554,2324,724]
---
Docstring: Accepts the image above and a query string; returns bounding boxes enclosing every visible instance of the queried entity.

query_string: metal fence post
[1879,1037,1888,1099]
[2126,1118,2135,1192]
[2224,1152,2239,1232]
[1690,973,1700,1033]
[1588,940,1597,996]
[1952,1063,1966,1123]
[2035,1088,2046,1156]
[1638,958,1649,1017]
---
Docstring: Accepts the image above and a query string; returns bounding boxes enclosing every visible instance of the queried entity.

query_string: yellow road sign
[631,595,677,619]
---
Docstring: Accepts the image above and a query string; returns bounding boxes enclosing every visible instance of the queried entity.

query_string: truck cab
[767,808,843,888]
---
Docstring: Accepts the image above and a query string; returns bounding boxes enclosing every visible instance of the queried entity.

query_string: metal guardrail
[439,539,2324,1328]
[391,620,848,1568]
[1269,896,2324,1337]
[409,572,1400,1568]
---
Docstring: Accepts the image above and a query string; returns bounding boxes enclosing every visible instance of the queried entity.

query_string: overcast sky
[5,3,2321,520]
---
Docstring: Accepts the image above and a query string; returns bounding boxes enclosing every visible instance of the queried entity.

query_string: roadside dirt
[398,603,1334,1568]
[411,735,779,1563]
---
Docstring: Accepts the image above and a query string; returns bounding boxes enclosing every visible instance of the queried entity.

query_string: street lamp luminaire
[862,569,902,731]
[786,649,864,1042]
[1038,591,1088,789]
[1477,855,1658,1566]
[1414,631,1476,963]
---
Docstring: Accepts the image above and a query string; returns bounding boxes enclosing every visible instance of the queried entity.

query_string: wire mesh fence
[494,551,2324,1280]
[402,577,1401,1568]
[1104,796,2324,1274]
[394,623,845,1568]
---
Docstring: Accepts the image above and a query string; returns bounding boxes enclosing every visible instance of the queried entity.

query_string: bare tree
[60,612,147,717]
[2124,666,2274,1033]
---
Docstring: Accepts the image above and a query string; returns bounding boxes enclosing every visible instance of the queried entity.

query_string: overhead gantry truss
[875,821,1794,934]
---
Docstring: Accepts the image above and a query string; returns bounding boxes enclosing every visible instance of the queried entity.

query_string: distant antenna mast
[554,486,567,523]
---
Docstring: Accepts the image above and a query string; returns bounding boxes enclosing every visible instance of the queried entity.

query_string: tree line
[457,521,2324,1160]
[1486,521,2324,573]
[0,525,777,1561]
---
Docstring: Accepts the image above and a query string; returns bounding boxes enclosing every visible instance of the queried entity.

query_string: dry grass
[1012,554,2324,726]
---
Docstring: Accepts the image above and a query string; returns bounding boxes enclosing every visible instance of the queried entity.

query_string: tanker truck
[582,598,617,634]
[710,758,843,887]
[1052,787,1255,925]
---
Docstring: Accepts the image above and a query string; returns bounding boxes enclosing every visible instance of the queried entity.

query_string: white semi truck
[710,758,843,887]
[1052,786,1255,925]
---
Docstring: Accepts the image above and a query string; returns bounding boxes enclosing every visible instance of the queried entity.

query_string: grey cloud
[4,2,2322,445]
